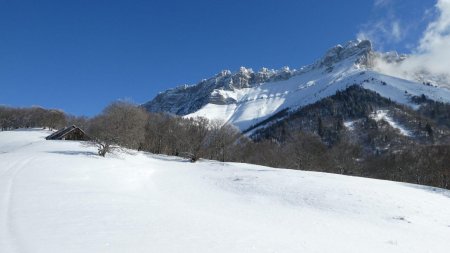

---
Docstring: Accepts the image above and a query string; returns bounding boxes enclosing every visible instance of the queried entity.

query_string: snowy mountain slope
[143,40,450,131]
[1,129,450,253]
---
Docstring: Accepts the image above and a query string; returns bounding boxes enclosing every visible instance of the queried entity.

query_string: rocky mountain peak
[316,39,373,69]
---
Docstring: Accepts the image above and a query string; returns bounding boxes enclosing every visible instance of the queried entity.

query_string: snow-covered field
[1,129,450,253]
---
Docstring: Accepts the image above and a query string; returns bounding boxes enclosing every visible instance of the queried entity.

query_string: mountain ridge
[143,40,373,114]
[143,39,450,131]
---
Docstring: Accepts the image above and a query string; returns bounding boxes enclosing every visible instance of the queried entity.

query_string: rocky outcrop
[315,40,374,69]
[142,66,297,115]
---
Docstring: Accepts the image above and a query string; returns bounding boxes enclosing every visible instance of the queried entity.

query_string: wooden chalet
[46,125,90,141]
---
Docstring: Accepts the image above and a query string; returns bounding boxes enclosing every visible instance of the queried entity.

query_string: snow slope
[187,63,450,131]
[1,129,450,253]
[370,110,412,136]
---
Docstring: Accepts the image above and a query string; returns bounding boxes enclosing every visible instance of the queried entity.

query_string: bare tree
[285,131,327,171]
[66,115,90,130]
[206,120,241,162]
[181,117,210,162]
[87,101,149,156]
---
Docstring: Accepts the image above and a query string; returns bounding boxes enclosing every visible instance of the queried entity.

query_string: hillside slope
[143,40,450,131]
[1,129,450,252]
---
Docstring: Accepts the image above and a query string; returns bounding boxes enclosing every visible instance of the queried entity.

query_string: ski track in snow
[3,157,35,253]
[1,147,36,252]
[1,129,450,253]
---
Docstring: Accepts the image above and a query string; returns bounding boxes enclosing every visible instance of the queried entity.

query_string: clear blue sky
[0,0,436,116]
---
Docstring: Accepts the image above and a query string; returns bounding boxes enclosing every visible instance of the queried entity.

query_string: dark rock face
[316,40,373,68]
[142,66,297,115]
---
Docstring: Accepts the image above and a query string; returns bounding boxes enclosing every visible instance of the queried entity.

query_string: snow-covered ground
[370,110,412,136]
[1,129,450,253]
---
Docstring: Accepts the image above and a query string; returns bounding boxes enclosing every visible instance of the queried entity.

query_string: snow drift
[1,129,450,253]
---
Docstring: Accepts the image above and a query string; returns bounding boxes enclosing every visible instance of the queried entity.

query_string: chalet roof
[45,125,88,140]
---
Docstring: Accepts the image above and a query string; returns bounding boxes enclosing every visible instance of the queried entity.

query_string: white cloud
[391,21,402,41]
[357,0,405,48]
[357,20,404,46]
[373,0,450,87]
[374,0,392,8]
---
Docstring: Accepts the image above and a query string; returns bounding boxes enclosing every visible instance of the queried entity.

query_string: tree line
[1,98,449,190]
[0,106,66,131]
[73,101,242,162]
